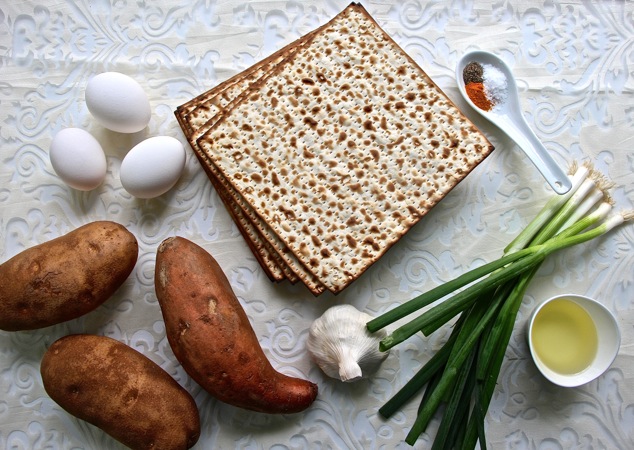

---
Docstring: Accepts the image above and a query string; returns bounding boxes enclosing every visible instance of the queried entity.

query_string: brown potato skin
[0,221,138,331]
[40,334,200,450]
[155,236,318,414]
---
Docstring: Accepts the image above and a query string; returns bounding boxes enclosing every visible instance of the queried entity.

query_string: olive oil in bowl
[530,298,598,375]
[528,294,621,387]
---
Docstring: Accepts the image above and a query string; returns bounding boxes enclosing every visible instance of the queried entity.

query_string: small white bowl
[527,294,620,387]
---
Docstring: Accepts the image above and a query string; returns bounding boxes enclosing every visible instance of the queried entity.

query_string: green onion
[368,162,632,449]
[429,348,477,450]
[528,177,597,245]
[379,314,464,418]
[464,267,536,448]
[367,247,542,335]
[405,294,505,445]
[503,162,589,253]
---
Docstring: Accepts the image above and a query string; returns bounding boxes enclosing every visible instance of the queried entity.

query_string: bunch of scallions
[366,161,633,449]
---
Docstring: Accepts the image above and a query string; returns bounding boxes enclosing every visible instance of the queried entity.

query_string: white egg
[50,128,107,191]
[85,72,151,134]
[120,136,186,198]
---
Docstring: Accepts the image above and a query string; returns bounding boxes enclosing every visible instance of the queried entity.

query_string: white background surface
[1,1,633,448]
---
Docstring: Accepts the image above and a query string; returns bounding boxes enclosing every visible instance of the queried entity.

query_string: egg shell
[85,72,151,134]
[50,128,107,191]
[120,136,186,198]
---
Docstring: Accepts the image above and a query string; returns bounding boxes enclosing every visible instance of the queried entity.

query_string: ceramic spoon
[456,50,572,194]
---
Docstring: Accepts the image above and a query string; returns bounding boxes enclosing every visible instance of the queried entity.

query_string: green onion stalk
[366,161,633,448]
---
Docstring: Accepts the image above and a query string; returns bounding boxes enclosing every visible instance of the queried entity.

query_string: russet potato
[40,334,200,450]
[0,221,138,331]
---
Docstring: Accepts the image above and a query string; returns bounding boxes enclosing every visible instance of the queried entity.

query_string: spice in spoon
[465,81,492,111]
[463,62,483,84]
[463,61,508,111]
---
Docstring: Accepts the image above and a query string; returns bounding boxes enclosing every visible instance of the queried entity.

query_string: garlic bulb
[307,305,389,382]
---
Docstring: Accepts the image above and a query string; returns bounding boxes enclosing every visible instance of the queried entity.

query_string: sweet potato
[41,334,200,450]
[0,221,137,331]
[154,236,318,414]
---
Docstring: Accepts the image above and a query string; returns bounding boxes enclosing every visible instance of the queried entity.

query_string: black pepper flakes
[463,62,483,84]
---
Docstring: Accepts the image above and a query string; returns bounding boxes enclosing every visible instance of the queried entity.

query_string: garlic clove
[307,304,389,382]
[339,347,363,382]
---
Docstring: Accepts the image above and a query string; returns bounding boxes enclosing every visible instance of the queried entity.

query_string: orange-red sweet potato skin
[154,236,318,414]
[40,334,200,450]
[0,221,138,331]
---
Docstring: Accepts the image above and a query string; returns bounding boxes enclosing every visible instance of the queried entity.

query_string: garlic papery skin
[307,305,389,382]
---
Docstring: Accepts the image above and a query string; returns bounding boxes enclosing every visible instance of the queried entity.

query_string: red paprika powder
[465,82,492,111]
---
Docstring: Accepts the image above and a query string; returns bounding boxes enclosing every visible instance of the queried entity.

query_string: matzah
[178,2,494,295]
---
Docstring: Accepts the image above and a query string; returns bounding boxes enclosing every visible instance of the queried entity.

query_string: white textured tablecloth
[1,1,633,449]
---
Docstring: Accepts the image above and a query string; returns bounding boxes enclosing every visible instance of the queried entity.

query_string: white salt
[482,64,508,109]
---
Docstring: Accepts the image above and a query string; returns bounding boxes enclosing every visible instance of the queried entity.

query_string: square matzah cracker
[195,3,494,294]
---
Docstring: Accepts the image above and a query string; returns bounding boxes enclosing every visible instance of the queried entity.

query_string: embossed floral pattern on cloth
[0,1,633,449]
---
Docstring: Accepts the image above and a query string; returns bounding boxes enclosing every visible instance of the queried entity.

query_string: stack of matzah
[175,3,494,296]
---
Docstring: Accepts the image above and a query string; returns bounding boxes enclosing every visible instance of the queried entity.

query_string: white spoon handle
[496,114,572,194]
